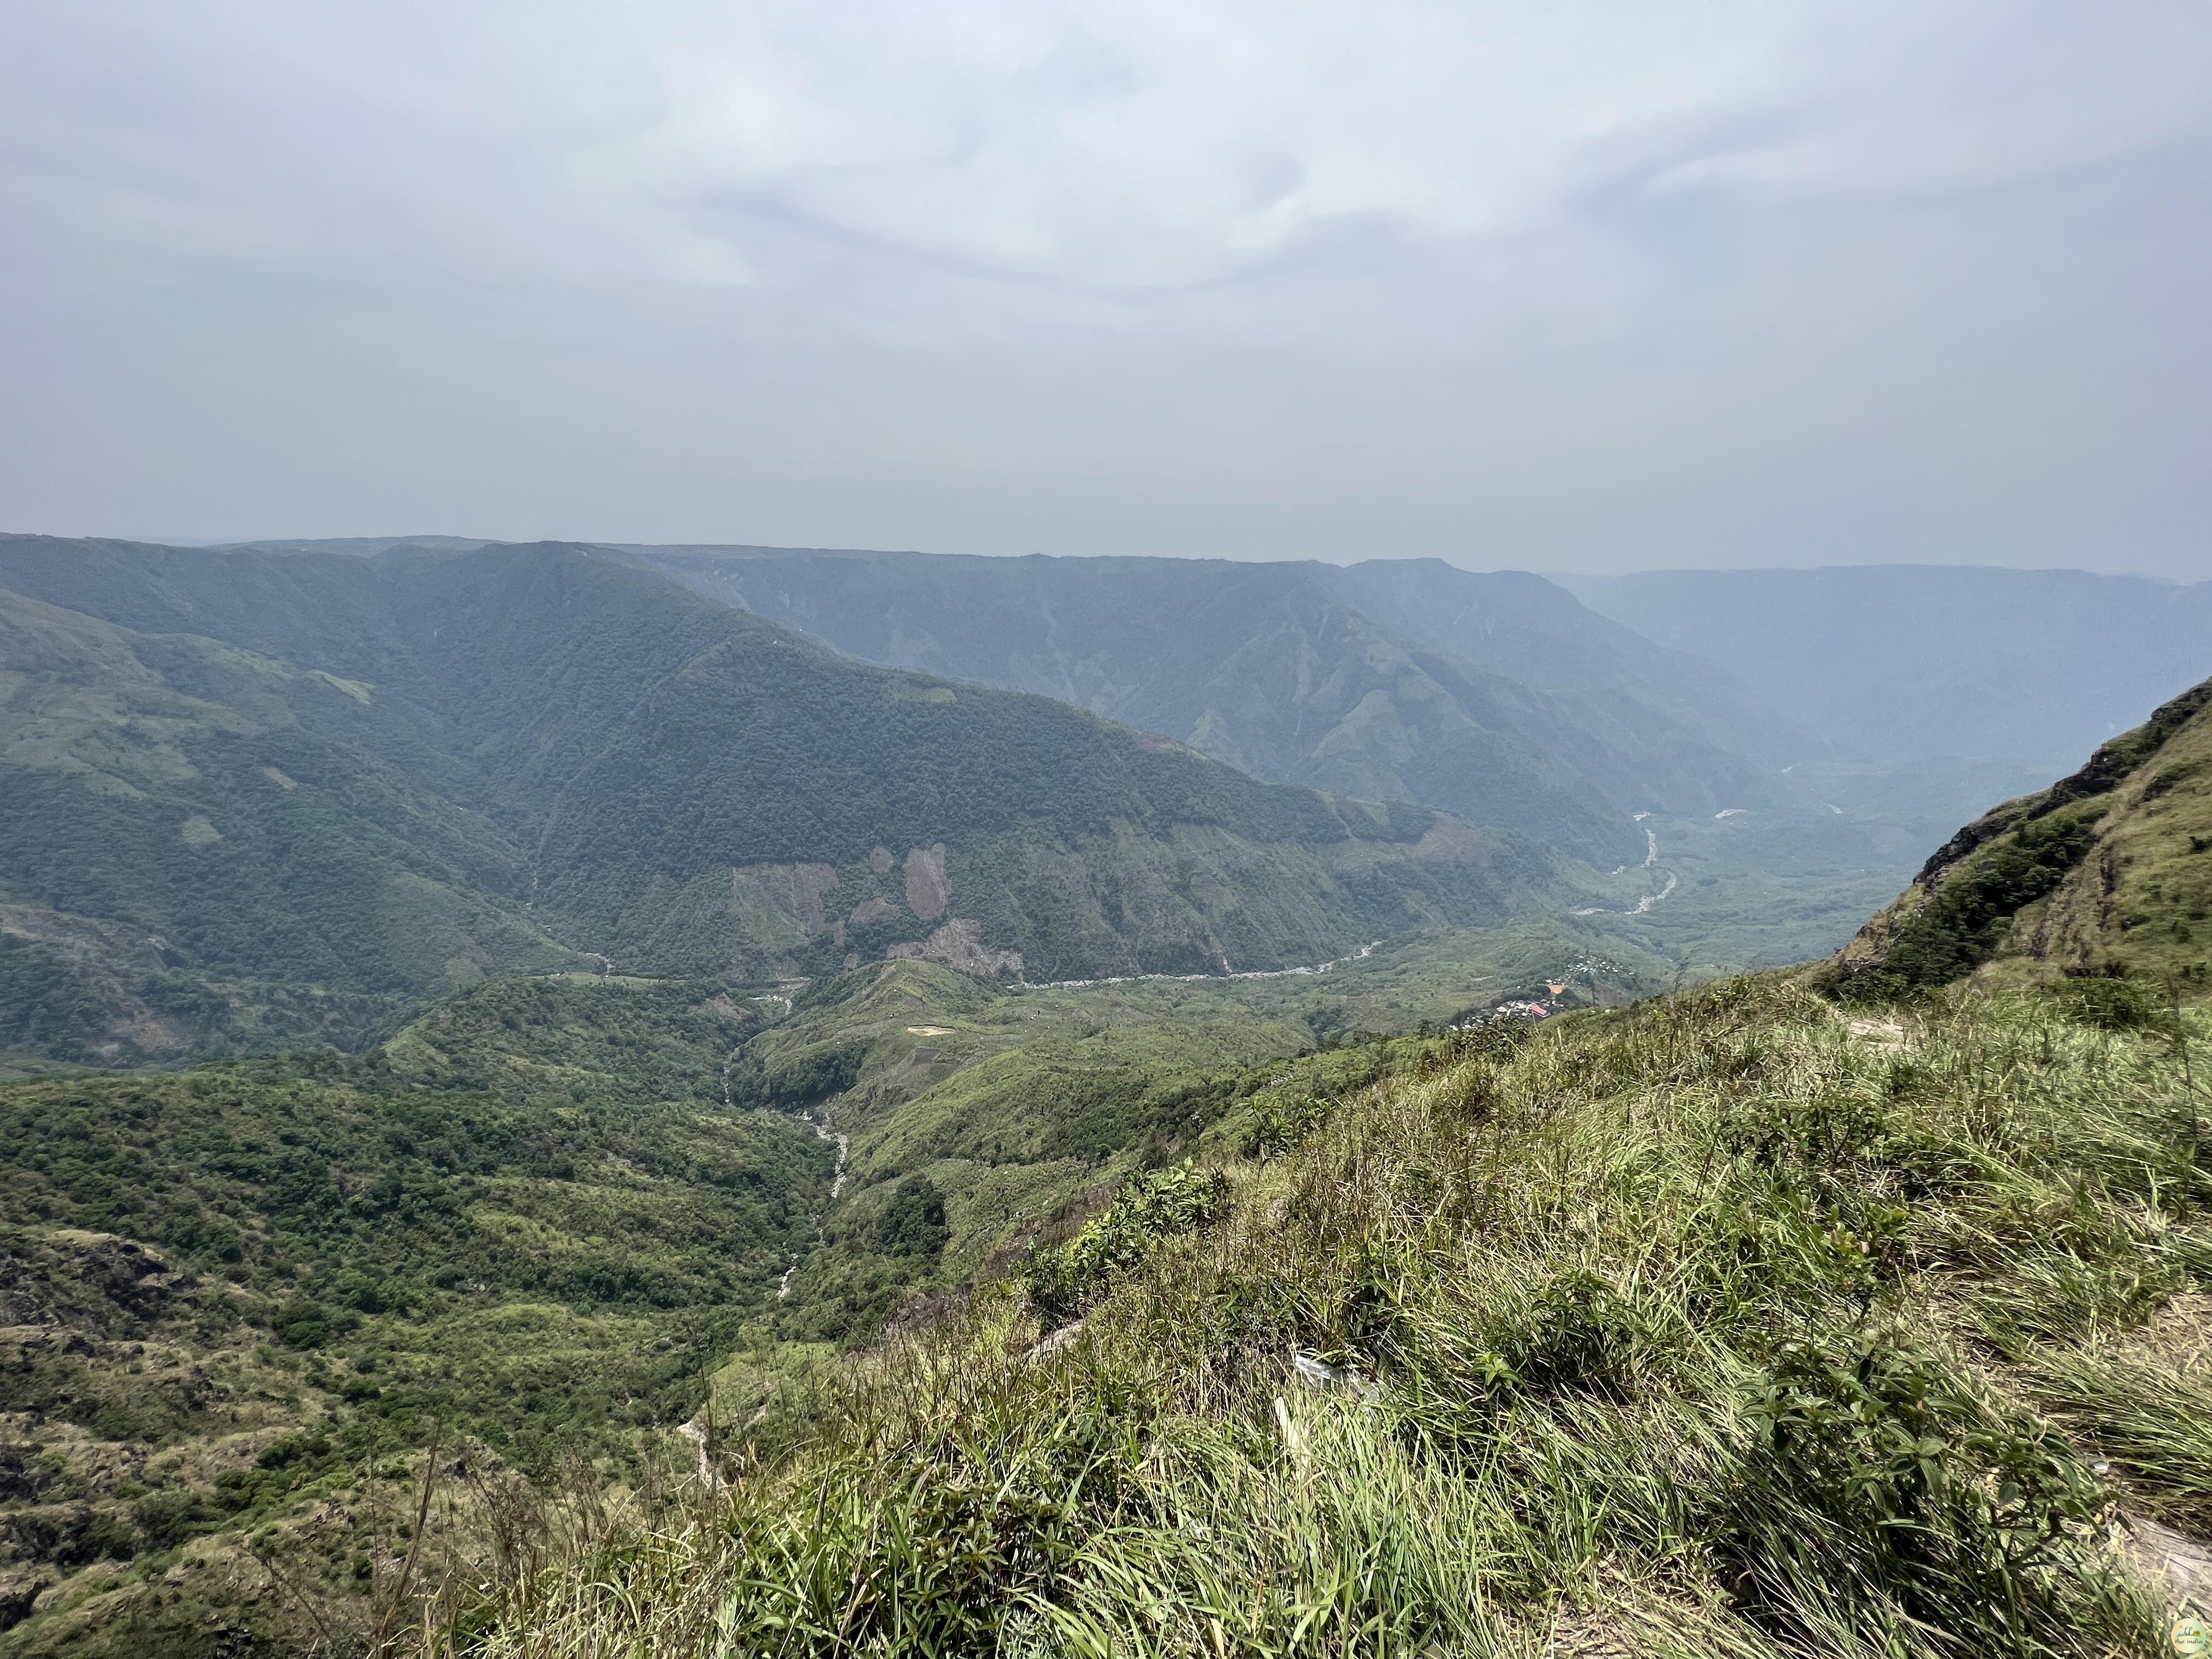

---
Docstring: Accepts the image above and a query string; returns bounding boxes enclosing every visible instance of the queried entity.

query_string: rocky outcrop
[885,919,1023,977]
[902,845,951,922]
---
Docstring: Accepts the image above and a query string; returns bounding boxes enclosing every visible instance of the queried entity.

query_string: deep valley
[0,537,2206,1656]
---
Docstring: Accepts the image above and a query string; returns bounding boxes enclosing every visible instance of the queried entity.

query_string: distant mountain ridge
[1564,565,2212,770]
[632,545,1793,867]
[0,535,1572,1064]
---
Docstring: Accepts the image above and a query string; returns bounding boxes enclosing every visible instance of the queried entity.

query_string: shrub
[1246,1092,1336,1158]
[2044,975,2175,1034]
[868,1176,950,1259]
[1023,1161,1227,1324]
[1730,1333,2112,1646]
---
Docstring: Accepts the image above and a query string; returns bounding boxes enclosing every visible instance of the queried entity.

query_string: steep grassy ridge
[460,975,2210,1658]
[1826,675,2212,999]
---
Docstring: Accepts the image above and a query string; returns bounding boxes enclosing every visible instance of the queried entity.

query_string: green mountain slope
[637,546,1790,864]
[1822,674,2212,998]
[0,916,1642,1653]
[0,973,834,1654]
[0,580,586,1064]
[0,537,1575,1063]
[1310,557,1801,766]
[2,691,2203,1653]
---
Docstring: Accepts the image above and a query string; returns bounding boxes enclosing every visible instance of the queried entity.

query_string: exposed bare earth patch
[0,905,167,970]
[885,918,1022,976]
[1410,815,1487,862]
[729,861,840,945]
[902,844,950,922]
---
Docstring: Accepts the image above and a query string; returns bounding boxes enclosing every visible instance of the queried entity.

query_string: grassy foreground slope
[0,920,1629,1655]
[706,924,1657,1349]
[470,975,2210,1657]
[452,706,2212,1658]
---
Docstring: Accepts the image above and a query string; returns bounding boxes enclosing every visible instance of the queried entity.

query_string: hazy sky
[4,3,2210,575]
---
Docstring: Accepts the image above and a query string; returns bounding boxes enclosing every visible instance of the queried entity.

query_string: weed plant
[443,977,2207,1657]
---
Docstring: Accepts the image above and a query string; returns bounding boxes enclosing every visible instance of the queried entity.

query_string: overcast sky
[3,3,2209,575]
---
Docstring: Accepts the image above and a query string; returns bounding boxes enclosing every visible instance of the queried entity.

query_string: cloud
[1,2,2208,572]
[14,2,2208,294]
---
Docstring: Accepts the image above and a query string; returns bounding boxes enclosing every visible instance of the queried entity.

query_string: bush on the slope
[1022,1161,1229,1325]
[1730,1331,2112,1646]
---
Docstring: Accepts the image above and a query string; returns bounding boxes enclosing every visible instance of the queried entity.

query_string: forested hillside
[638,545,1787,864]
[0,537,1578,1064]
[0,974,832,1652]
[0,579,586,1064]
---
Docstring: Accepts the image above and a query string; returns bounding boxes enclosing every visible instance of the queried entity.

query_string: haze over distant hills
[215,538,2211,786]
[1564,565,2212,771]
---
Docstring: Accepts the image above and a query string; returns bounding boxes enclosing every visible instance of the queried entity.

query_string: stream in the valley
[1573,817,1679,917]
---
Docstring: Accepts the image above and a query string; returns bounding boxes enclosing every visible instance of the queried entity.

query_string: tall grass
[437,978,2208,1657]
